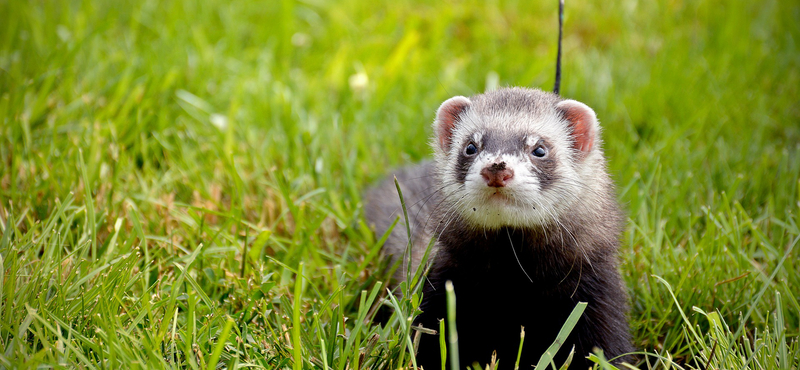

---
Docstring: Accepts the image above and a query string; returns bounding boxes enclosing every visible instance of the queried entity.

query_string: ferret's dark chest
[416,228,587,367]
[434,227,578,287]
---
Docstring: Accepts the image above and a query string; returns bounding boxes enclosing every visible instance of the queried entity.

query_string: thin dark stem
[554,0,564,95]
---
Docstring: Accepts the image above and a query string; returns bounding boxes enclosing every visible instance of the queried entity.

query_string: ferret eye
[465,143,478,156]
[532,146,547,158]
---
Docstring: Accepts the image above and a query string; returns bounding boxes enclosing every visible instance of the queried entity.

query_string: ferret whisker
[506,228,533,283]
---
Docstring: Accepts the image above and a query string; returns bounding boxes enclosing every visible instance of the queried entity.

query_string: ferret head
[432,87,609,230]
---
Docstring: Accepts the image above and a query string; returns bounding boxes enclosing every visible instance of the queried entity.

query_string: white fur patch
[471,132,483,146]
[526,135,541,148]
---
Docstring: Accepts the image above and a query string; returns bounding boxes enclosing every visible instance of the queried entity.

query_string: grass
[1,0,799,368]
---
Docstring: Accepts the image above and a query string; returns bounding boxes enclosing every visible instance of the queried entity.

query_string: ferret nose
[481,161,514,187]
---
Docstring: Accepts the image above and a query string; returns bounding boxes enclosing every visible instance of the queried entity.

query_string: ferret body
[365,87,632,368]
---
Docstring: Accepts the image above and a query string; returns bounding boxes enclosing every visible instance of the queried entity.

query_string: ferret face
[432,88,602,230]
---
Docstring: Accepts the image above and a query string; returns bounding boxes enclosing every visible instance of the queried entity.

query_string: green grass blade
[445,281,459,370]
[292,262,304,370]
[206,317,234,370]
[533,302,587,370]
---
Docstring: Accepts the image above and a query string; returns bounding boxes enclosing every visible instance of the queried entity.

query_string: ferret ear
[556,99,599,155]
[435,96,472,151]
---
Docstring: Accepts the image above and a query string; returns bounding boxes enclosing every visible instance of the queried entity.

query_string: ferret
[364,87,633,369]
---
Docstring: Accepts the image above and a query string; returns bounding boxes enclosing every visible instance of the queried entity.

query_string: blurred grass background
[1,0,799,368]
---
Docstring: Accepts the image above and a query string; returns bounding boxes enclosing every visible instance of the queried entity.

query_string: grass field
[1,0,799,368]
